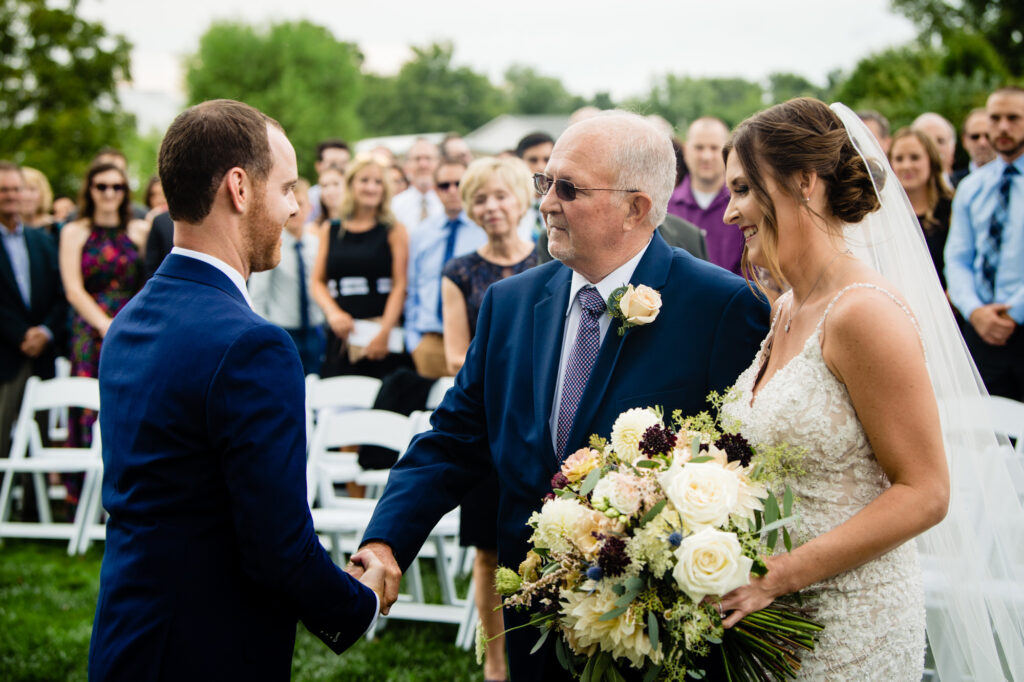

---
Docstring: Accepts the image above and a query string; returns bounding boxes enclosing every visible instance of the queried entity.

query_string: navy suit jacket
[363,232,769,678]
[0,226,65,381]
[89,254,377,681]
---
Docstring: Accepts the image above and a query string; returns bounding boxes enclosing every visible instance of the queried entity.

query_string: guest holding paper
[441,156,537,682]
[311,155,410,379]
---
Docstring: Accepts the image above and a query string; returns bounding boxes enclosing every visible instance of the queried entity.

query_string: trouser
[411,333,450,380]
[0,360,32,458]
[963,322,1024,401]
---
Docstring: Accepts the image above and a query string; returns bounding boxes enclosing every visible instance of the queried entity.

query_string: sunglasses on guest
[436,181,460,191]
[532,173,638,202]
[92,183,128,193]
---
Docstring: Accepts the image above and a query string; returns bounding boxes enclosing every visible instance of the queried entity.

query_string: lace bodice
[723,283,925,680]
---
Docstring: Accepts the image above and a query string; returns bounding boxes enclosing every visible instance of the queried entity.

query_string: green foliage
[0,0,134,198]
[1,540,477,681]
[358,42,508,137]
[766,72,827,105]
[627,75,764,132]
[503,64,583,115]
[184,20,364,180]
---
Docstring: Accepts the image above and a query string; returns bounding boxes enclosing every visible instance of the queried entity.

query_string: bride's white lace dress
[723,284,926,681]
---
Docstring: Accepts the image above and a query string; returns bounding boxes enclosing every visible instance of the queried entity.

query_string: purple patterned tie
[556,286,606,459]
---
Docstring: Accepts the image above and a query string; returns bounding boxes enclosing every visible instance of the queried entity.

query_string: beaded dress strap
[815,283,923,341]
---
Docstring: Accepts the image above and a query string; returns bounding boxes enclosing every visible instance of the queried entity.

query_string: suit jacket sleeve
[708,283,770,393]
[362,287,496,570]
[207,323,377,653]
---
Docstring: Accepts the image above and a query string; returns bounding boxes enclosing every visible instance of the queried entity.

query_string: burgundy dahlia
[639,424,677,457]
[716,432,754,467]
[597,535,630,578]
[550,471,569,490]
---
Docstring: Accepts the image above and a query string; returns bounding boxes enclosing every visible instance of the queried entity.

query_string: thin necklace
[785,249,851,333]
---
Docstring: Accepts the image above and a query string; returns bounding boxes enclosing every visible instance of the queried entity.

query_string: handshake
[345,542,403,615]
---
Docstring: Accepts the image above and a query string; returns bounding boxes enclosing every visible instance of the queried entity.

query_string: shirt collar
[0,221,24,237]
[170,246,254,310]
[564,236,652,317]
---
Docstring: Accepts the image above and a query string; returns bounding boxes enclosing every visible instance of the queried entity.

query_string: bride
[717,98,1024,681]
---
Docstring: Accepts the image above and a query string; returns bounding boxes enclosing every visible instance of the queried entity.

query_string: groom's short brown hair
[158,99,283,223]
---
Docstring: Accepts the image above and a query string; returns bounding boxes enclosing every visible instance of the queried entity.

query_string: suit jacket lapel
[564,232,674,452]
[533,266,572,466]
[25,230,47,315]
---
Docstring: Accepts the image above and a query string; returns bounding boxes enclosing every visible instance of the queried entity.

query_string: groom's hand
[350,542,402,615]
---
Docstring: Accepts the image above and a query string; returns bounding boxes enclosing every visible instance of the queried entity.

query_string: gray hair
[586,110,676,229]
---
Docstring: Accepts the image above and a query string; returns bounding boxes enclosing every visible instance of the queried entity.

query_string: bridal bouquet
[496,396,821,681]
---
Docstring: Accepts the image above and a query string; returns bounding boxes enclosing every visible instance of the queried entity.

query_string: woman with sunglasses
[440,156,537,682]
[59,162,147,452]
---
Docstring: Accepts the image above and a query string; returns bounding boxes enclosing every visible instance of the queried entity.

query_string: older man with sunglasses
[358,112,768,680]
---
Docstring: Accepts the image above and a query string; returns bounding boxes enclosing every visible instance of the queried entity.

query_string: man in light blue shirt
[404,160,485,378]
[946,86,1024,399]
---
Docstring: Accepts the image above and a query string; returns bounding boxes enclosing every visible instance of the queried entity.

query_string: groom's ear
[623,191,654,232]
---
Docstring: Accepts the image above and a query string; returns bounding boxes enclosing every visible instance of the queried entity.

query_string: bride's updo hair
[725,97,884,293]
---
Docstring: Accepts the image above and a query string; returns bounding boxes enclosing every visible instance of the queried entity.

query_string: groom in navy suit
[89,100,385,681]
[360,112,769,679]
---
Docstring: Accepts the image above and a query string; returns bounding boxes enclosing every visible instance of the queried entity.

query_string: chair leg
[33,472,52,524]
[407,557,424,602]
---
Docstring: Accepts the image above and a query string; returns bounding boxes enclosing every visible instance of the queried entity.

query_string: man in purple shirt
[667,117,744,274]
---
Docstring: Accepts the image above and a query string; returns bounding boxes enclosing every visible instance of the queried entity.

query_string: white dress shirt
[170,247,254,310]
[391,187,443,234]
[548,238,652,451]
[247,229,324,329]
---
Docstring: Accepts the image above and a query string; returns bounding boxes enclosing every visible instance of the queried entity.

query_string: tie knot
[294,239,303,252]
[1005,164,1020,177]
[445,218,461,231]
[578,286,606,316]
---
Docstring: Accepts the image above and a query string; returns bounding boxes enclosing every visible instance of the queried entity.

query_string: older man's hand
[970,303,1016,346]
[348,541,402,615]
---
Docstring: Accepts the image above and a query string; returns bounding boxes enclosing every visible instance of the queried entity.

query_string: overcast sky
[79,0,917,102]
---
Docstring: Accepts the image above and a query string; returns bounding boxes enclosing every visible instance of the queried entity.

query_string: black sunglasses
[967,133,986,141]
[436,181,460,191]
[93,183,127,193]
[532,173,638,202]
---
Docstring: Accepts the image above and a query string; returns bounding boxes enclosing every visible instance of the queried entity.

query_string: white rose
[592,472,642,517]
[610,408,661,464]
[660,461,740,532]
[672,527,753,602]
[619,284,662,325]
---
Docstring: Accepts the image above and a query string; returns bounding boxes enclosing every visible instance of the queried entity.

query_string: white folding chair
[985,395,1024,455]
[304,374,383,447]
[46,356,72,442]
[0,376,101,555]
[426,376,455,409]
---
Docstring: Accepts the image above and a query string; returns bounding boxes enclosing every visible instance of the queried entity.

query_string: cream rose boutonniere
[607,284,662,336]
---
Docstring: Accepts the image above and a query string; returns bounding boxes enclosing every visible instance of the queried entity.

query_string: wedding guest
[889,128,954,287]
[858,109,892,153]
[306,139,351,225]
[389,164,409,195]
[666,117,742,273]
[440,156,537,682]
[913,112,956,185]
[90,147,148,220]
[52,196,75,224]
[20,167,56,232]
[952,107,997,187]
[59,162,147,447]
[311,155,409,380]
[440,133,473,166]
[404,160,483,379]
[946,86,1024,400]
[0,162,66,458]
[249,179,324,375]
[392,138,443,232]
[516,132,555,242]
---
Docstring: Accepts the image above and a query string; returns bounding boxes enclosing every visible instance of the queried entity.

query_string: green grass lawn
[0,540,481,681]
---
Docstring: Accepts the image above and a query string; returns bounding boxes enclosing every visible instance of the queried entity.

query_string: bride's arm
[719,288,949,627]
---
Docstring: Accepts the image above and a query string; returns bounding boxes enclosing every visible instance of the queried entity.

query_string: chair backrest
[426,376,455,410]
[985,396,1024,455]
[9,376,100,460]
[304,374,383,446]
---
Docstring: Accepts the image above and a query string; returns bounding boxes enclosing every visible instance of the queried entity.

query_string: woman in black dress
[311,155,409,379]
[441,157,537,682]
[888,128,954,288]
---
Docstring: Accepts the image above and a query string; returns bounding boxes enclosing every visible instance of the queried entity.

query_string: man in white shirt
[391,138,443,232]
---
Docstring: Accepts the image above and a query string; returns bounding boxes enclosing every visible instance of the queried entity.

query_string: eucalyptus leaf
[598,605,630,621]
[783,485,793,517]
[690,435,701,459]
[625,576,645,592]
[615,590,639,608]
[611,583,626,596]
[541,561,562,577]
[580,467,603,496]
[688,455,713,464]
[555,635,570,671]
[643,664,662,682]
[529,625,551,654]
[608,662,627,682]
[593,651,611,681]
[648,611,660,651]
[638,499,667,527]
[635,459,659,468]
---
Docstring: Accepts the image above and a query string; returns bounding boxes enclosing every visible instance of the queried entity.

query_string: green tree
[503,65,582,114]
[0,0,133,197]
[766,72,826,105]
[185,20,363,180]
[892,0,1024,75]
[630,75,764,131]
[358,42,507,136]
